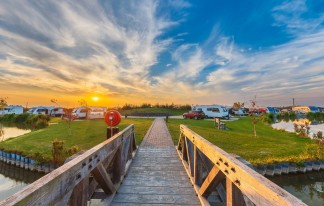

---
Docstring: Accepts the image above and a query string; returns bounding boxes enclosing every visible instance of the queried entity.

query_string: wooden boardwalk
[111,118,200,205]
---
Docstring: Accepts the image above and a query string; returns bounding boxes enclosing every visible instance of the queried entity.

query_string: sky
[0,0,324,107]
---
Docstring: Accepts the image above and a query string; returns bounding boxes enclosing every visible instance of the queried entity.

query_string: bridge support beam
[92,163,116,195]
[199,165,225,197]
[226,177,246,206]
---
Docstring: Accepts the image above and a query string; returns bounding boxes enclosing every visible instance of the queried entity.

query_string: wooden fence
[177,124,306,206]
[0,125,136,206]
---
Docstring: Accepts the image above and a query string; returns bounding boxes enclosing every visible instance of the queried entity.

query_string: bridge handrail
[177,124,306,206]
[0,124,136,206]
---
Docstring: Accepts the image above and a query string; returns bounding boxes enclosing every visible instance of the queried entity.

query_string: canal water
[269,171,324,206]
[0,123,31,141]
[272,119,324,138]
[0,161,44,201]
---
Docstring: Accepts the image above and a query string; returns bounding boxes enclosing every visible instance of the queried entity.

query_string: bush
[66,145,80,156]
[52,139,64,166]
[0,113,50,129]
[261,113,274,124]
[14,113,30,123]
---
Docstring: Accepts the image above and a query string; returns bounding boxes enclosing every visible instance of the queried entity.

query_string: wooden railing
[0,125,137,206]
[177,124,306,206]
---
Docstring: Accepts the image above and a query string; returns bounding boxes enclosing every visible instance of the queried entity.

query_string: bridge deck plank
[111,118,200,205]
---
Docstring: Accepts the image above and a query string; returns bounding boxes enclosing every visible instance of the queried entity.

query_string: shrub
[14,113,30,123]
[52,139,64,166]
[66,145,80,156]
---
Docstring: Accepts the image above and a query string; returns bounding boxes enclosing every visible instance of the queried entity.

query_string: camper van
[0,105,24,115]
[192,105,229,119]
[72,107,107,119]
[49,107,65,117]
[72,107,88,118]
[28,106,51,115]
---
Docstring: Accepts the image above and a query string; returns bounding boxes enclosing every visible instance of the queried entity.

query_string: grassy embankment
[119,107,188,116]
[167,117,323,165]
[0,118,153,163]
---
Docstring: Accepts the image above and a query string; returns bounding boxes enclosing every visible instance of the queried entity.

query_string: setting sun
[92,96,99,101]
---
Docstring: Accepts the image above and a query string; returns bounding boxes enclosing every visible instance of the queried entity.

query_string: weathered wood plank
[121,178,193,187]
[117,185,197,195]
[127,165,185,171]
[112,203,199,206]
[113,194,200,204]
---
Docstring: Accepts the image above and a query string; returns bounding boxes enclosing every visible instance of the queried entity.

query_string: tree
[0,97,7,142]
[233,102,244,110]
[78,98,88,107]
[0,97,8,110]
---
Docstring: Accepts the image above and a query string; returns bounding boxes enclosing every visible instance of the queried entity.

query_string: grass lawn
[166,117,323,165]
[119,107,188,116]
[0,118,153,162]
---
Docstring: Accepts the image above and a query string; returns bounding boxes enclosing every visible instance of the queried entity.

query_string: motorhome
[28,106,51,115]
[72,107,107,119]
[0,105,23,115]
[192,105,229,119]
[49,107,65,117]
[72,107,88,118]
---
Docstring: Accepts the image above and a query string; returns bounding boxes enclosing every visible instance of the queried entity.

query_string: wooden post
[185,138,193,176]
[70,175,89,206]
[226,177,246,206]
[112,145,123,183]
[194,145,203,185]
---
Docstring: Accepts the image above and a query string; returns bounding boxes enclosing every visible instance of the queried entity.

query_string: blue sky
[0,0,323,107]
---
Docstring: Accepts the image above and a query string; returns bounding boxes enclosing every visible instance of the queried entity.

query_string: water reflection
[0,161,44,201]
[269,171,324,206]
[0,123,31,141]
[272,119,324,138]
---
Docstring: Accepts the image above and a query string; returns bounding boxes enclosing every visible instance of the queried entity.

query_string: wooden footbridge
[0,118,306,206]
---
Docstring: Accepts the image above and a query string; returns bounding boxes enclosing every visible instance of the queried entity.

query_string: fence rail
[177,124,306,206]
[0,125,136,206]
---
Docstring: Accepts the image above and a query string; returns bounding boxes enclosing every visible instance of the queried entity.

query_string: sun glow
[92,96,99,101]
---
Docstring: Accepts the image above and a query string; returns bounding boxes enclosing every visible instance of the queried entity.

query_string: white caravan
[49,107,65,117]
[192,105,229,119]
[0,105,24,115]
[72,107,88,118]
[28,106,50,115]
[72,107,107,119]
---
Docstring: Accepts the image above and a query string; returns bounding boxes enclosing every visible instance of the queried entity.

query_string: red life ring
[104,110,121,127]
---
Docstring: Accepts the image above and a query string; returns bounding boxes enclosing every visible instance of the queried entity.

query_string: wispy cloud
[272,0,324,36]
[0,0,179,101]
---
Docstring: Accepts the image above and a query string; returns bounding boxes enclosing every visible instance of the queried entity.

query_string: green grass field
[0,118,153,162]
[166,117,323,165]
[1,116,322,166]
[119,107,188,116]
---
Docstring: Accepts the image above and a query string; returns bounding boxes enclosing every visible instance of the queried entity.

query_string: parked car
[183,111,205,119]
